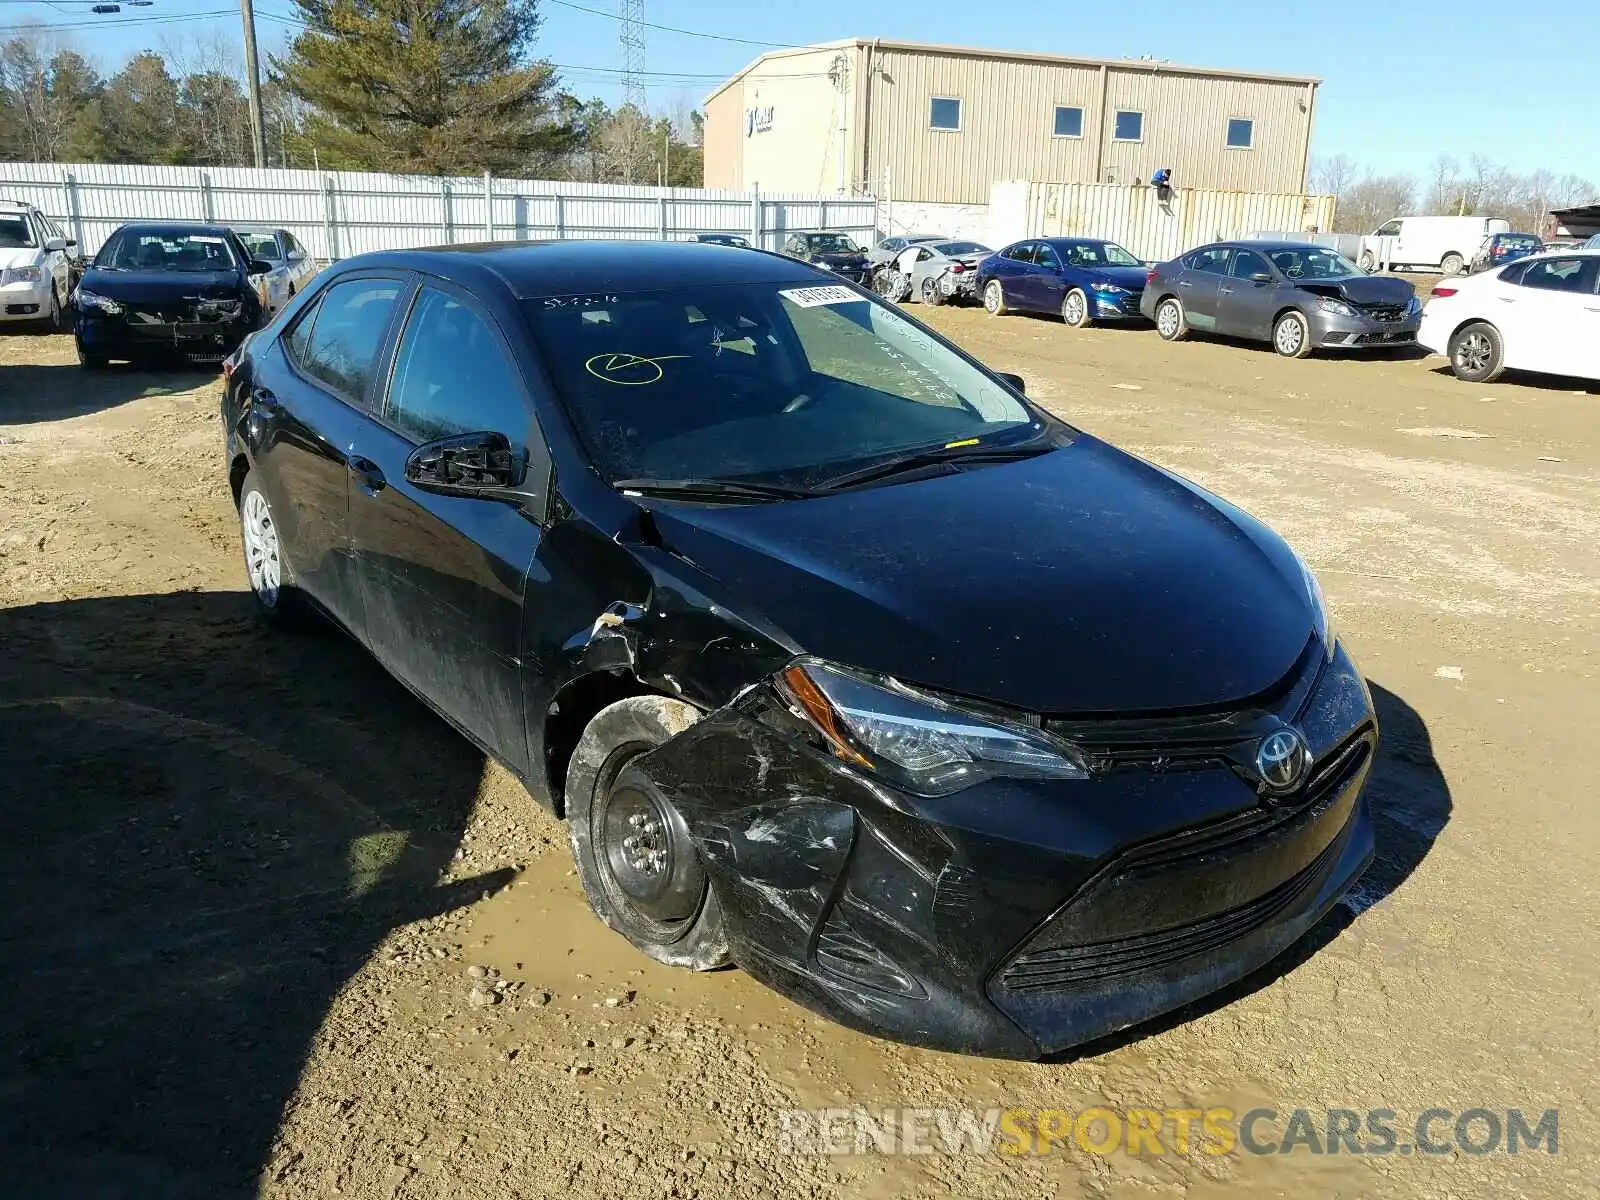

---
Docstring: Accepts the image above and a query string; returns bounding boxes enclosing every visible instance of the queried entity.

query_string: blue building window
[1227,117,1254,149]
[1114,110,1143,142]
[1053,106,1084,137]
[929,97,962,131]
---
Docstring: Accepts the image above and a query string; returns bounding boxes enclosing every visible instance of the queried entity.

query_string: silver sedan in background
[877,239,992,305]
[231,228,318,313]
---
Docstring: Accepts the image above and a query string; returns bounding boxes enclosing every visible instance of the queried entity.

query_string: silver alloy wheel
[240,489,281,607]
[1063,290,1087,326]
[1157,299,1181,338]
[984,280,1004,314]
[1275,313,1306,356]
[1455,330,1493,374]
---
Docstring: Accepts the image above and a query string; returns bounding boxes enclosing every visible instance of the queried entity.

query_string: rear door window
[1004,243,1037,264]
[1185,247,1232,274]
[293,277,403,405]
[1518,257,1599,294]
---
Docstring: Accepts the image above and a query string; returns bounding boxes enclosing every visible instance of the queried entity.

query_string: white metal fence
[0,162,877,261]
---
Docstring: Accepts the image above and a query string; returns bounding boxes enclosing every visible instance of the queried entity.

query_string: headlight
[776,658,1087,796]
[75,289,123,315]
[1315,296,1358,319]
[1,265,42,285]
[1090,282,1130,296]
[1294,551,1334,657]
[819,261,836,271]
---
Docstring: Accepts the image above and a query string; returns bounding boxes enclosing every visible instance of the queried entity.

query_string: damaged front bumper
[630,641,1378,1058]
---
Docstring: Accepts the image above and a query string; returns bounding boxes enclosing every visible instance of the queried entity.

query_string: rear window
[933,241,987,256]
[1499,235,1541,250]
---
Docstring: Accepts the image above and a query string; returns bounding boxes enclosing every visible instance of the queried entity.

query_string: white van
[1357,216,1510,274]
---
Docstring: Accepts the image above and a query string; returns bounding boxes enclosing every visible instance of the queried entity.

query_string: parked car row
[0,198,78,331]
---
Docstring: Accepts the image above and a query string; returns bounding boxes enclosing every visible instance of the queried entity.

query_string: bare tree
[1309,153,1358,198]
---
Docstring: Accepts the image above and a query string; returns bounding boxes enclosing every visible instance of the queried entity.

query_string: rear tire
[237,470,315,629]
[1358,251,1377,272]
[1154,296,1188,341]
[38,284,64,333]
[1447,321,1505,383]
[921,276,946,306]
[565,696,731,971]
[1441,252,1465,275]
[1273,310,1314,358]
[983,279,1007,316]
[1061,287,1094,328]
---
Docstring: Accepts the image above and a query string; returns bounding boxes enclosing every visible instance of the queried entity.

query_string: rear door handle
[347,455,386,493]
[1178,280,1193,288]
[1219,286,1235,294]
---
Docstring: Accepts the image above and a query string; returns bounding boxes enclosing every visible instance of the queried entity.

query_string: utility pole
[829,53,848,196]
[240,0,267,168]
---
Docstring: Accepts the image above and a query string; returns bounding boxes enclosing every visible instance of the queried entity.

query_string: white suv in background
[0,199,76,331]
[1419,250,1600,383]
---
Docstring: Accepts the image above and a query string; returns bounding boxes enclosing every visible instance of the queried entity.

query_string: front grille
[998,834,1342,992]
[1358,303,1409,322]
[1354,330,1415,345]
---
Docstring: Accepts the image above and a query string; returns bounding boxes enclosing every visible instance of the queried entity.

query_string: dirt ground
[1,310,1596,1200]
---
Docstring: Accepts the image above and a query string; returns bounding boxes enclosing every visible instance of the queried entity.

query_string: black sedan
[74,222,272,368]
[779,231,870,282]
[220,240,1377,1058]
[1141,241,1420,357]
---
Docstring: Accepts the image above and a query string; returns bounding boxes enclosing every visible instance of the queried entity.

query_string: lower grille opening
[998,835,1342,993]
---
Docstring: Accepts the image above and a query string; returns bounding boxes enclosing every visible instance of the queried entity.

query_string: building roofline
[703,37,1321,105]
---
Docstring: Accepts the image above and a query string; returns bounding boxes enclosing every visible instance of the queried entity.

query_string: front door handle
[1219,286,1236,294]
[347,455,386,493]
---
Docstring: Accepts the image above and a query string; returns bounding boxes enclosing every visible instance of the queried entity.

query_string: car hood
[0,246,43,271]
[643,437,1315,715]
[78,269,244,304]
[1297,274,1415,304]
[1086,265,1151,289]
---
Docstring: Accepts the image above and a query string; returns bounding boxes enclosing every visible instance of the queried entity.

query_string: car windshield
[236,232,282,260]
[523,283,1042,489]
[0,214,36,249]
[102,231,239,272]
[804,234,861,254]
[1265,247,1362,280]
[1058,241,1141,267]
[933,241,988,256]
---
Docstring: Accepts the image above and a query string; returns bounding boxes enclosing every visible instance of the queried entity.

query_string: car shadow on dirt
[0,589,510,1199]
[1426,364,1600,393]
[1051,679,1450,1062]
[0,362,216,424]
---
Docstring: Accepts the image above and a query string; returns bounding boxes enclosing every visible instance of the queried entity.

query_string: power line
[0,7,231,29]
[544,0,797,49]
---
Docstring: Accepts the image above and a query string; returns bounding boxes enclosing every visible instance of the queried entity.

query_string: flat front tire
[565,696,731,972]
[1448,321,1505,383]
[1155,296,1188,341]
[983,279,1007,316]
[1273,310,1313,358]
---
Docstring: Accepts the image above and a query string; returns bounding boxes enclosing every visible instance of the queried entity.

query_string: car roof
[331,239,826,299]
[1227,240,1331,252]
[114,222,238,238]
[1,199,36,211]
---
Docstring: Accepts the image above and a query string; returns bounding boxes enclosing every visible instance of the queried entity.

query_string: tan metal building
[703,40,1320,206]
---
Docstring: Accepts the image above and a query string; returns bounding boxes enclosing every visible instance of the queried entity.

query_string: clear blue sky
[2,0,1592,181]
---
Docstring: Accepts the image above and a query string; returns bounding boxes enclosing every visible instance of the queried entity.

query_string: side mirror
[995,371,1027,394]
[405,431,525,496]
[1251,272,1274,284]
[248,258,275,276]
[44,236,68,252]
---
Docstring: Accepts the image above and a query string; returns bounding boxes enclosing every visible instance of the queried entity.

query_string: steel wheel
[1441,252,1464,275]
[1273,311,1311,358]
[984,280,1006,315]
[240,488,282,608]
[565,696,730,971]
[1358,251,1377,272]
[1156,297,1187,341]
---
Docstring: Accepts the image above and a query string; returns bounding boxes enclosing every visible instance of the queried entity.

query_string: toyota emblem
[1255,727,1311,796]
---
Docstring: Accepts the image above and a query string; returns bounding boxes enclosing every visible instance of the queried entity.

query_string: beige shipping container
[704,40,1319,208]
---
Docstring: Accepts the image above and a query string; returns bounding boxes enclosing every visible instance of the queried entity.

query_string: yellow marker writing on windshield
[943,437,981,449]
[584,352,689,385]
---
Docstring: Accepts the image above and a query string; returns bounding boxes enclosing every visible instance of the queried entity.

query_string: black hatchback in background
[220,240,1377,1059]
[73,222,271,368]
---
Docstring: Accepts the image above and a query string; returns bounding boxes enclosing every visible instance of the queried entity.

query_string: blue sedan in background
[978,237,1150,327]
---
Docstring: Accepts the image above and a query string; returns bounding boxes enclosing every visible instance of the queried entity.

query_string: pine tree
[275,0,562,175]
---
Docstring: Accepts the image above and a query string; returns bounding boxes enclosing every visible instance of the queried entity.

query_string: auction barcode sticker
[779,285,863,308]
